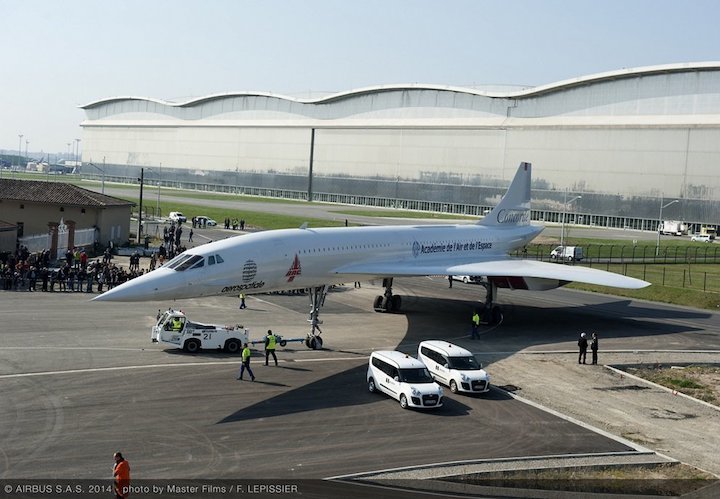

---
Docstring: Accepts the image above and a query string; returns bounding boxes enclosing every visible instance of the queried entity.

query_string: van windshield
[398,368,434,383]
[448,356,482,370]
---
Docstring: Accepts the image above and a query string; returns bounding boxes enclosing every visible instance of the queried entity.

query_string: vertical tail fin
[478,162,532,226]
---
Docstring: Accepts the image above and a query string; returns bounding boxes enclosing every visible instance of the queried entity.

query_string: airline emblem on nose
[286,254,302,282]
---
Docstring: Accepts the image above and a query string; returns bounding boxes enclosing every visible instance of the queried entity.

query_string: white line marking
[0,356,365,380]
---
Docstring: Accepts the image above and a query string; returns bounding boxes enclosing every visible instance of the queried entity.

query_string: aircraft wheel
[373,295,384,311]
[450,380,459,394]
[184,339,201,353]
[306,336,322,350]
[368,377,376,393]
[391,295,402,312]
[279,339,288,347]
[399,394,409,409]
[224,339,241,354]
[382,297,393,313]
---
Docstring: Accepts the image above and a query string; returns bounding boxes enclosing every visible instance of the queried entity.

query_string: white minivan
[367,350,444,409]
[418,341,490,394]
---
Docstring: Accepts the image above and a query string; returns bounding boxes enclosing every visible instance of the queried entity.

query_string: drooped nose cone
[92,267,185,302]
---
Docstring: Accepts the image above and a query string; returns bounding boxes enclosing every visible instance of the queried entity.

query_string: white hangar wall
[80,63,720,222]
[82,124,720,200]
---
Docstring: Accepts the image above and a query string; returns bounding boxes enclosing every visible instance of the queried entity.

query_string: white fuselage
[97,222,542,303]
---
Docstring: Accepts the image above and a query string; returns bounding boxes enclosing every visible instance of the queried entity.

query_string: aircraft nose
[92,268,180,302]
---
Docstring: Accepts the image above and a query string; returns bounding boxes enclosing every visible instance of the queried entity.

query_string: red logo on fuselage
[286,254,301,282]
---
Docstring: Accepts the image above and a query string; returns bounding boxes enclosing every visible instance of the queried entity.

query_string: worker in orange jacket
[113,452,131,499]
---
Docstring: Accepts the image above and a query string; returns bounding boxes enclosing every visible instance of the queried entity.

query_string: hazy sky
[2,0,719,155]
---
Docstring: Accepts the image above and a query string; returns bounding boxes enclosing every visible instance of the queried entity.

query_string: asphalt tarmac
[7,270,715,485]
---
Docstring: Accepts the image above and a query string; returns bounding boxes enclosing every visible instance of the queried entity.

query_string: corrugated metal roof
[79,62,720,109]
[0,179,133,207]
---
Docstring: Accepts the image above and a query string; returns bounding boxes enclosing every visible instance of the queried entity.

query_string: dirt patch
[626,365,720,404]
[442,463,717,496]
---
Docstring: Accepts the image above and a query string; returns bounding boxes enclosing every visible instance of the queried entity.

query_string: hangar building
[80,62,720,230]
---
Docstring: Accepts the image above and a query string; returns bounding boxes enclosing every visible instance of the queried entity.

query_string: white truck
[550,245,584,262]
[151,309,250,353]
[660,220,688,236]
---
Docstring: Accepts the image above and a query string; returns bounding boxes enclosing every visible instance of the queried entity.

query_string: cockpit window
[175,254,204,271]
[215,254,224,263]
[190,259,205,269]
[208,255,216,265]
[165,253,193,269]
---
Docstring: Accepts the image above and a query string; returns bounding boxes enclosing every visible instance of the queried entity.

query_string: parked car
[195,215,217,227]
[451,275,481,284]
[367,350,443,409]
[418,340,490,394]
[550,245,584,261]
[691,234,712,242]
[168,211,187,223]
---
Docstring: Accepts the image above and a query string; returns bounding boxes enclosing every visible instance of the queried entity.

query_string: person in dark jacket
[591,332,599,365]
[578,332,588,364]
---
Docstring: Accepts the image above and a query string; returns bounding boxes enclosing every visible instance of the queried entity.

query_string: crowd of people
[1,217,233,295]
[1,244,152,294]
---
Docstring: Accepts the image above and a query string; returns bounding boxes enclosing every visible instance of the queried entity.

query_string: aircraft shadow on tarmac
[216,364,505,424]
[218,281,715,425]
[396,292,712,354]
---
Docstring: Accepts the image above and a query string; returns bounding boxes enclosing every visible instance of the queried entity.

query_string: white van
[418,341,490,394]
[168,211,187,223]
[550,245,583,262]
[367,350,444,409]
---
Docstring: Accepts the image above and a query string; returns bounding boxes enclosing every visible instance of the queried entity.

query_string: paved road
[0,281,647,481]
[4,271,718,484]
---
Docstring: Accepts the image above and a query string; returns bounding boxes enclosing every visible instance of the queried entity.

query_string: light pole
[137,168,144,244]
[656,197,679,257]
[18,134,23,168]
[560,190,582,249]
[157,162,161,217]
[67,143,71,163]
[74,138,81,169]
[25,140,29,165]
[87,161,106,194]
[144,165,161,218]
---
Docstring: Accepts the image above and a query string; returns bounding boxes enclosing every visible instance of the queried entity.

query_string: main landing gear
[373,278,402,313]
[305,285,326,350]
[478,280,503,326]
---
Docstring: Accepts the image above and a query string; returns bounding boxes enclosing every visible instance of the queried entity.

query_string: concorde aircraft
[93,162,649,349]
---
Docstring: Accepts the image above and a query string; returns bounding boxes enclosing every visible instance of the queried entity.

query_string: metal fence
[514,243,720,264]
[18,228,96,255]
[511,243,720,293]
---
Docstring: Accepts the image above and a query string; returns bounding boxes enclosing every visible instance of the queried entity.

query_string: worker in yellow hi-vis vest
[471,309,480,340]
[264,329,278,366]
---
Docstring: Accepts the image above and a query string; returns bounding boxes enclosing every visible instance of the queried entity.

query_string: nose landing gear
[373,278,402,313]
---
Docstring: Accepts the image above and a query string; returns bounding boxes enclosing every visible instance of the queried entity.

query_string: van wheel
[184,339,201,353]
[462,276,469,283]
[450,380,459,394]
[368,378,376,393]
[224,339,241,354]
[399,394,409,409]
